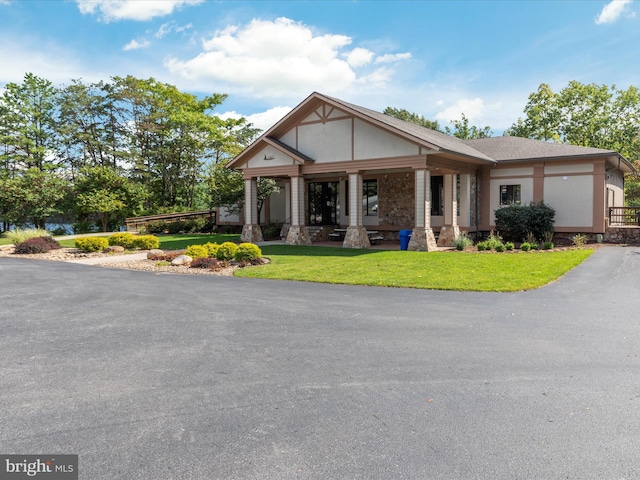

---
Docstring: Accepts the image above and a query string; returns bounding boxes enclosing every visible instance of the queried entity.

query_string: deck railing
[609,207,640,226]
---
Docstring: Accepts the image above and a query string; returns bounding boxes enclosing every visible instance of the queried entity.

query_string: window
[500,184,521,205]
[363,179,378,216]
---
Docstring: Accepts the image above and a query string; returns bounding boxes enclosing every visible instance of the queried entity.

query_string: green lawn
[234,245,594,292]
[54,233,240,249]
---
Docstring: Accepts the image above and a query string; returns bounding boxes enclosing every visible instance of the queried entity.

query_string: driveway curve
[1,246,639,479]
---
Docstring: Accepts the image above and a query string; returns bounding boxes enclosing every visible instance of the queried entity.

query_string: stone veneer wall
[470,173,478,230]
[378,174,414,234]
[604,226,640,244]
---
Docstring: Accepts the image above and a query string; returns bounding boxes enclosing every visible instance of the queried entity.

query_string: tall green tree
[0,73,60,173]
[445,113,492,139]
[506,81,640,204]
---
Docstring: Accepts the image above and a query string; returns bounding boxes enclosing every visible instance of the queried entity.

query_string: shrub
[520,242,531,252]
[262,222,283,239]
[184,217,207,233]
[75,236,109,253]
[530,243,539,250]
[185,244,209,259]
[485,231,504,250]
[524,232,537,244]
[108,232,136,249]
[203,242,219,257]
[132,235,160,250]
[542,231,554,244]
[4,228,50,245]
[572,233,588,248]
[14,237,54,254]
[145,220,167,234]
[453,232,474,251]
[167,220,187,234]
[476,241,489,251]
[190,257,222,269]
[495,202,556,242]
[542,241,554,250]
[494,242,506,252]
[235,243,262,261]
[216,241,239,261]
[505,242,515,251]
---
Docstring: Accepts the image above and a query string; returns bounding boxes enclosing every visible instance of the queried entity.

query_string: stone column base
[240,224,264,243]
[437,225,461,247]
[408,228,438,251]
[343,226,371,249]
[285,225,312,245]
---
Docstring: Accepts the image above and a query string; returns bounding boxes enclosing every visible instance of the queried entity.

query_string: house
[228,92,636,249]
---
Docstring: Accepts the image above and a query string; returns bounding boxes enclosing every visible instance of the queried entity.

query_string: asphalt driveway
[1,246,639,479]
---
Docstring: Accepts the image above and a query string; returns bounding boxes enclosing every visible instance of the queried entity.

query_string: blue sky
[1,0,638,133]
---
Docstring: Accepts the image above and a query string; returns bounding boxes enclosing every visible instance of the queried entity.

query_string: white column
[349,173,363,227]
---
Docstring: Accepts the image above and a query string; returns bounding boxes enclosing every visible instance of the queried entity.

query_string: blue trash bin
[399,229,412,250]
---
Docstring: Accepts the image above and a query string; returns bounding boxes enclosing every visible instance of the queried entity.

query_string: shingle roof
[463,135,617,161]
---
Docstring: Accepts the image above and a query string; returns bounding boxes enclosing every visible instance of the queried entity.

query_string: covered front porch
[240,167,476,251]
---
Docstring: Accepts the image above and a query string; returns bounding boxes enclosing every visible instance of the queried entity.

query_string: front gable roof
[229,92,635,174]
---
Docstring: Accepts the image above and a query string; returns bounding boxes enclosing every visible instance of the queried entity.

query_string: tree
[506,81,640,204]
[73,166,147,232]
[0,73,60,173]
[0,168,69,229]
[444,113,492,139]
[383,107,441,131]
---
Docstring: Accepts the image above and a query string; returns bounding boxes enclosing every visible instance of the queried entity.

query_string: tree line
[2,74,639,233]
[0,73,263,232]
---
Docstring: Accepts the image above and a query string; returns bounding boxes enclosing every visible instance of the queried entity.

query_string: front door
[308,182,339,225]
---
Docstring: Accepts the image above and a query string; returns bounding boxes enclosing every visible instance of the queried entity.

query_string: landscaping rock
[171,255,192,266]
[0,244,15,253]
[103,245,125,253]
[147,249,165,260]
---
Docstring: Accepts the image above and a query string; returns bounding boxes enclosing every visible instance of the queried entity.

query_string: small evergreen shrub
[262,222,283,239]
[520,242,531,251]
[132,235,159,250]
[216,241,239,261]
[530,243,539,250]
[542,241,554,250]
[185,244,209,259]
[167,220,187,234]
[494,243,506,252]
[486,231,504,250]
[203,242,219,257]
[145,220,167,234]
[75,237,109,253]
[14,237,53,254]
[476,241,489,251]
[4,228,50,245]
[495,202,556,242]
[235,243,262,261]
[108,232,136,249]
[505,242,515,251]
[183,217,207,233]
[453,232,474,251]
[190,257,222,269]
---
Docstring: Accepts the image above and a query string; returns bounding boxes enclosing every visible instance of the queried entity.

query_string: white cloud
[435,98,495,124]
[345,47,374,67]
[123,39,151,51]
[218,106,293,133]
[375,52,412,64]
[164,17,412,99]
[75,0,203,22]
[155,21,193,39]
[595,0,635,24]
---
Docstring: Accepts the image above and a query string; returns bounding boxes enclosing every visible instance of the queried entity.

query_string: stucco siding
[247,146,295,168]
[489,178,534,224]
[353,118,419,160]
[490,167,534,178]
[544,163,594,175]
[544,175,594,227]
[298,119,352,162]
